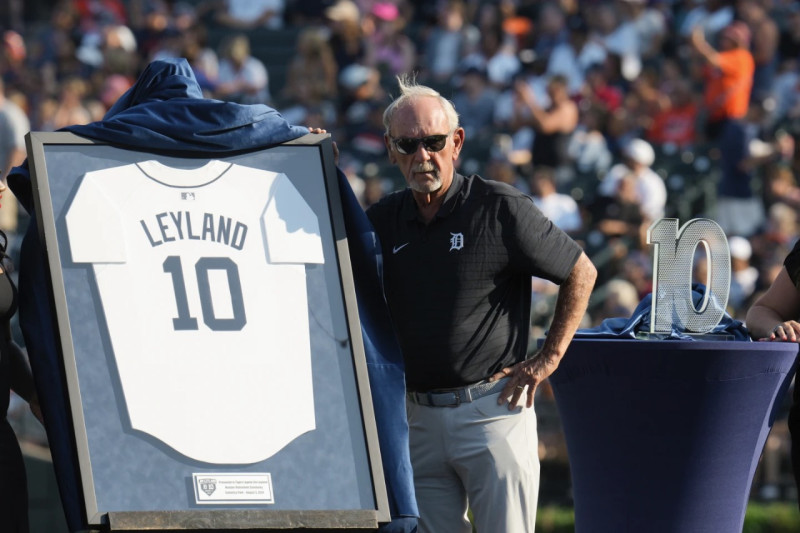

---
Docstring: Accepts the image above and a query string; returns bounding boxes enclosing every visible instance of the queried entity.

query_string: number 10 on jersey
[163,255,247,331]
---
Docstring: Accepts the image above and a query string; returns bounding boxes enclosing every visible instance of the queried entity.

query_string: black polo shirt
[367,173,582,392]
[785,239,800,288]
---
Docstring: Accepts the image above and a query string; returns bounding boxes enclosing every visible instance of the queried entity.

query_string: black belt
[407,377,509,407]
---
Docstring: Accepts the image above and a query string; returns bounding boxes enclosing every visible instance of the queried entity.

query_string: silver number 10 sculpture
[647,218,731,334]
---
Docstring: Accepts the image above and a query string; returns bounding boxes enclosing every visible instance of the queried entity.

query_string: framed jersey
[26,131,389,530]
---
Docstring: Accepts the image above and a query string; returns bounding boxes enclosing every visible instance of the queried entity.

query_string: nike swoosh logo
[393,243,409,254]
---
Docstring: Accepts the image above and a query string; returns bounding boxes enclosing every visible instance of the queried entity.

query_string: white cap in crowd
[728,236,752,261]
[623,139,655,167]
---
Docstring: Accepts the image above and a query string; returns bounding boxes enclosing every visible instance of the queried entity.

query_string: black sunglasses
[390,134,449,155]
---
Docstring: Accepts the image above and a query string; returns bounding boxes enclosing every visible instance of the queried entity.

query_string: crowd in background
[3,0,800,504]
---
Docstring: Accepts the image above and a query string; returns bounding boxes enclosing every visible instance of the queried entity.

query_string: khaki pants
[407,392,540,533]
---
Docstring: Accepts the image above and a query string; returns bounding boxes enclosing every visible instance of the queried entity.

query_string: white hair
[382,74,460,135]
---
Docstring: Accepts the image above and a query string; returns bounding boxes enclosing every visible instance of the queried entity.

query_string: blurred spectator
[1,30,26,88]
[597,138,666,221]
[494,54,548,164]
[365,2,416,78]
[180,25,219,94]
[485,153,530,194]
[101,23,138,75]
[621,250,653,300]
[592,1,642,82]
[281,27,338,109]
[324,0,366,71]
[779,3,800,66]
[346,98,387,163]
[529,165,583,234]
[580,62,623,115]
[657,56,685,96]
[215,34,270,104]
[645,78,698,149]
[133,1,173,62]
[337,154,367,207]
[513,74,579,183]
[214,0,285,30]
[422,0,480,85]
[692,21,762,236]
[533,2,568,61]
[47,76,92,130]
[592,278,640,324]
[591,173,646,242]
[460,23,520,88]
[29,2,83,93]
[691,21,753,141]
[337,63,386,161]
[629,67,664,132]
[362,175,390,208]
[766,162,800,210]
[751,201,799,261]
[567,104,613,176]
[0,77,27,233]
[451,65,497,138]
[501,3,534,53]
[74,0,128,32]
[678,0,734,44]
[773,67,800,130]
[547,14,607,97]
[737,0,779,104]
[728,235,759,315]
[99,73,132,111]
[692,249,709,287]
[615,0,667,63]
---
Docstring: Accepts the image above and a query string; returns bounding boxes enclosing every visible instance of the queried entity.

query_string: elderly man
[366,75,596,532]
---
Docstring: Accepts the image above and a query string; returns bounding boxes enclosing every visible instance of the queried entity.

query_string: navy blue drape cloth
[574,284,750,341]
[8,58,417,532]
[549,339,797,533]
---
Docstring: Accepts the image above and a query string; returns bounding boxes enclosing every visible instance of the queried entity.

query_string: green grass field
[468,503,800,532]
[532,503,800,533]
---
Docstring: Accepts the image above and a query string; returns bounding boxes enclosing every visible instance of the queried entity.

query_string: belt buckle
[428,390,461,407]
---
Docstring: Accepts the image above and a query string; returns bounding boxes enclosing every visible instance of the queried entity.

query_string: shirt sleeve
[65,170,127,264]
[263,173,324,264]
[507,195,582,284]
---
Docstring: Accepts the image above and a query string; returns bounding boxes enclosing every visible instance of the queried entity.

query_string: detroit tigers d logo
[450,232,464,251]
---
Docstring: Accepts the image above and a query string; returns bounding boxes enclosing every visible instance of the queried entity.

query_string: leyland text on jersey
[139,211,248,250]
[65,160,325,464]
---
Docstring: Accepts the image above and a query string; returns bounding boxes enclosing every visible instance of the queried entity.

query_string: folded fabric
[575,283,750,341]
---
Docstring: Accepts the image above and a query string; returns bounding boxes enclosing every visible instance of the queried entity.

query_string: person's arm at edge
[514,81,578,135]
[746,267,800,341]
[491,251,597,409]
[690,26,720,68]
[6,322,43,424]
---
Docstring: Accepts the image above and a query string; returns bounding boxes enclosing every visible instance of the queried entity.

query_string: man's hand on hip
[490,353,559,410]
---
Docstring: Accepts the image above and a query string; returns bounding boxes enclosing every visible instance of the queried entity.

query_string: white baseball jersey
[66,160,324,464]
